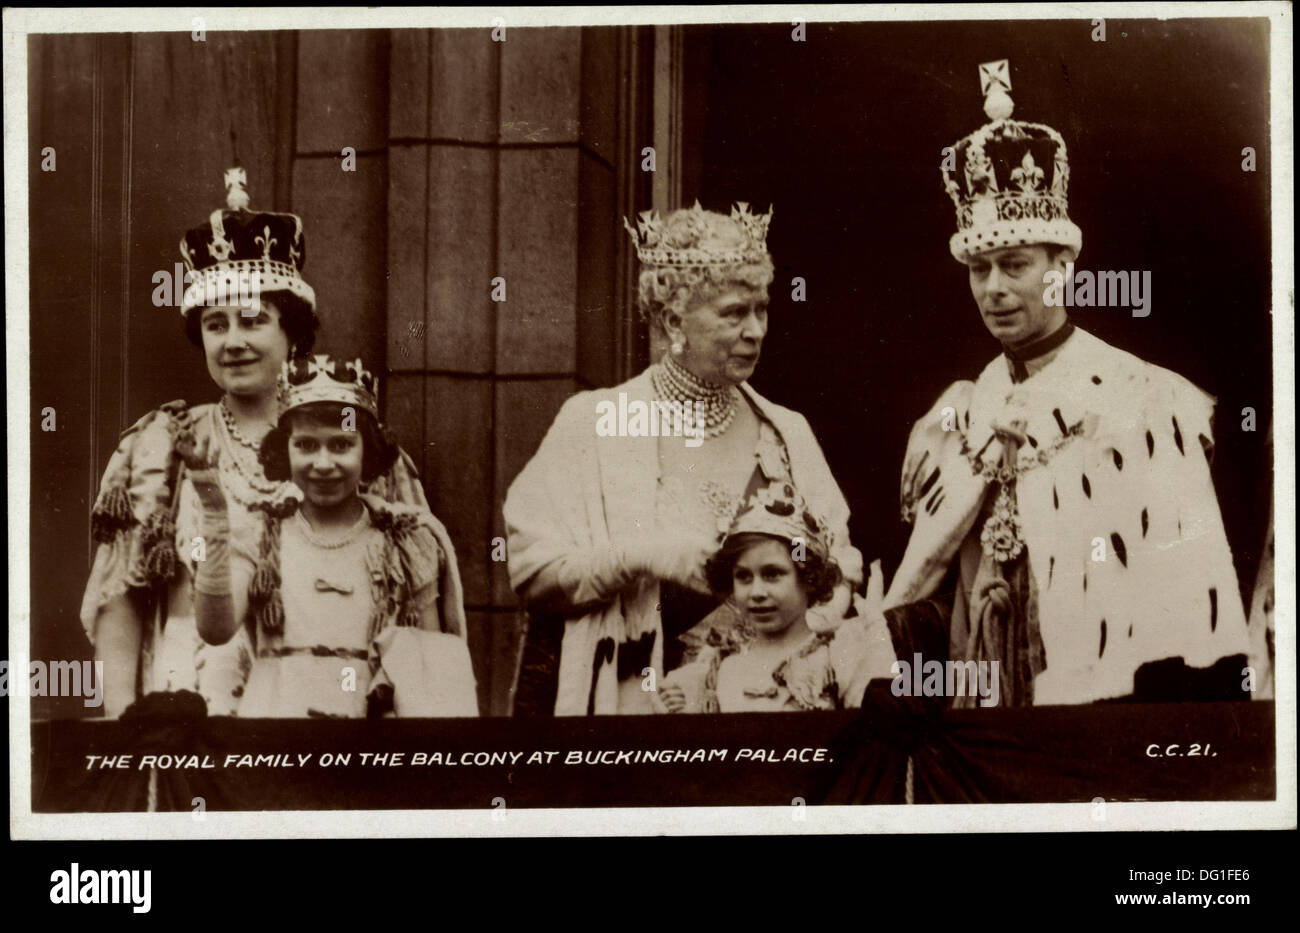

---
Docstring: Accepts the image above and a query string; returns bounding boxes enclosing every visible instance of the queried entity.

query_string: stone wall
[290,27,642,714]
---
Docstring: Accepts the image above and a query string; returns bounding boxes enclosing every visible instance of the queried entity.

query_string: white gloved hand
[622,527,719,594]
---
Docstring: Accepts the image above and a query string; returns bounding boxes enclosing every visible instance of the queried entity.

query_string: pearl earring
[671,338,684,355]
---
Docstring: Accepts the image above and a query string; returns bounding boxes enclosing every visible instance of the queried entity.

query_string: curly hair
[637,261,775,335]
[259,400,399,484]
[184,289,320,356]
[705,531,841,608]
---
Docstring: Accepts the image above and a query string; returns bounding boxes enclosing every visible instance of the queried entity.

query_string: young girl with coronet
[657,481,896,713]
[183,355,478,718]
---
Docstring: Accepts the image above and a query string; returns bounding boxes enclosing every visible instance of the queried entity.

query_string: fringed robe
[235,494,475,718]
[79,400,431,712]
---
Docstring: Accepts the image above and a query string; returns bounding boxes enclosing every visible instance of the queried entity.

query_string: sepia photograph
[5,4,1293,840]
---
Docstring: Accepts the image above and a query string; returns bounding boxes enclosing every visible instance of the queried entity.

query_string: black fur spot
[1141,508,1149,538]
[1081,474,1091,498]
[1128,624,1133,638]
[1146,431,1155,457]
[1172,416,1185,455]
[1053,408,1068,435]
[1111,449,1123,470]
[1209,588,1218,633]
[1111,533,1127,567]
[1026,433,1038,448]
[1091,375,1102,385]
[925,488,943,515]
[1099,619,1107,658]
[1048,556,1055,586]
[1053,486,1059,510]
[919,467,940,497]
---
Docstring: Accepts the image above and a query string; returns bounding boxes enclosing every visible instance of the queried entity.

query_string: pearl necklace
[292,507,370,550]
[219,397,275,452]
[650,354,739,441]
[210,406,284,506]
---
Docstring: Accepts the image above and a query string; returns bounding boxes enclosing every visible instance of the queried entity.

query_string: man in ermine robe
[883,60,1259,705]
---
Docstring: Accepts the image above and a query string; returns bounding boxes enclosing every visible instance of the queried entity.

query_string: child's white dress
[234,496,478,718]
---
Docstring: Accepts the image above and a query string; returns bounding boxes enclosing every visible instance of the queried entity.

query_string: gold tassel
[91,484,133,542]
[258,596,284,638]
[249,562,280,601]
[399,603,422,628]
[251,513,284,638]
[141,512,177,584]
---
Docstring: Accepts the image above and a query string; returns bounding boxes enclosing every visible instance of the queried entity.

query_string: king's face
[966,244,1069,348]
[199,300,291,399]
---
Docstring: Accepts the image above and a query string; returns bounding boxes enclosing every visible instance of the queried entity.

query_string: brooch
[980,482,1025,563]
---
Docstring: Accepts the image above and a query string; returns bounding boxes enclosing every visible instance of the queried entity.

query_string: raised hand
[175,433,225,511]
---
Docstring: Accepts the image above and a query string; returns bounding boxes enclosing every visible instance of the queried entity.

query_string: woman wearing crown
[505,202,869,716]
[182,355,476,718]
[80,170,431,718]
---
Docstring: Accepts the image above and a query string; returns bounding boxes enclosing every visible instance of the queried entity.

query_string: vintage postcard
[5,3,1294,840]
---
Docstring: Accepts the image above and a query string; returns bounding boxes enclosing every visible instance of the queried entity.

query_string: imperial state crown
[942,60,1083,263]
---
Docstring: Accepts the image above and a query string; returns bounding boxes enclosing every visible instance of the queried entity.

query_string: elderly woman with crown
[80,169,430,718]
[505,202,867,716]
[884,61,1257,705]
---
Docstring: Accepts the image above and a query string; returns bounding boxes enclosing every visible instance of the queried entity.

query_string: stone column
[383,26,639,714]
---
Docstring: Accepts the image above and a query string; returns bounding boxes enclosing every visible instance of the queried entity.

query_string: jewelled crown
[179,167,316,315]
[622,200,773,268]
[942,60,1082,263]
[283,355,379,419]
[727,480,830,562]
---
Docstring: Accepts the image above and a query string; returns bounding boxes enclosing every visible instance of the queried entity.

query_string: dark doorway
[682,19,1272,594]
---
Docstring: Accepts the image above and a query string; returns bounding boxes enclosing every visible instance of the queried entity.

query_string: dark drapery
[33,697,1274,812]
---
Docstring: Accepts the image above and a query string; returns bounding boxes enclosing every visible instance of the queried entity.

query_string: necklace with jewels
[292,507,370,550]
[211,402,285,507]
[219,397,270,453]
[650,354,740,441]
[962,415,1085,564]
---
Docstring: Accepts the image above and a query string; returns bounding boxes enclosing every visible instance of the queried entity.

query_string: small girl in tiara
[657,481,896,713]
[182,355,478,718]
